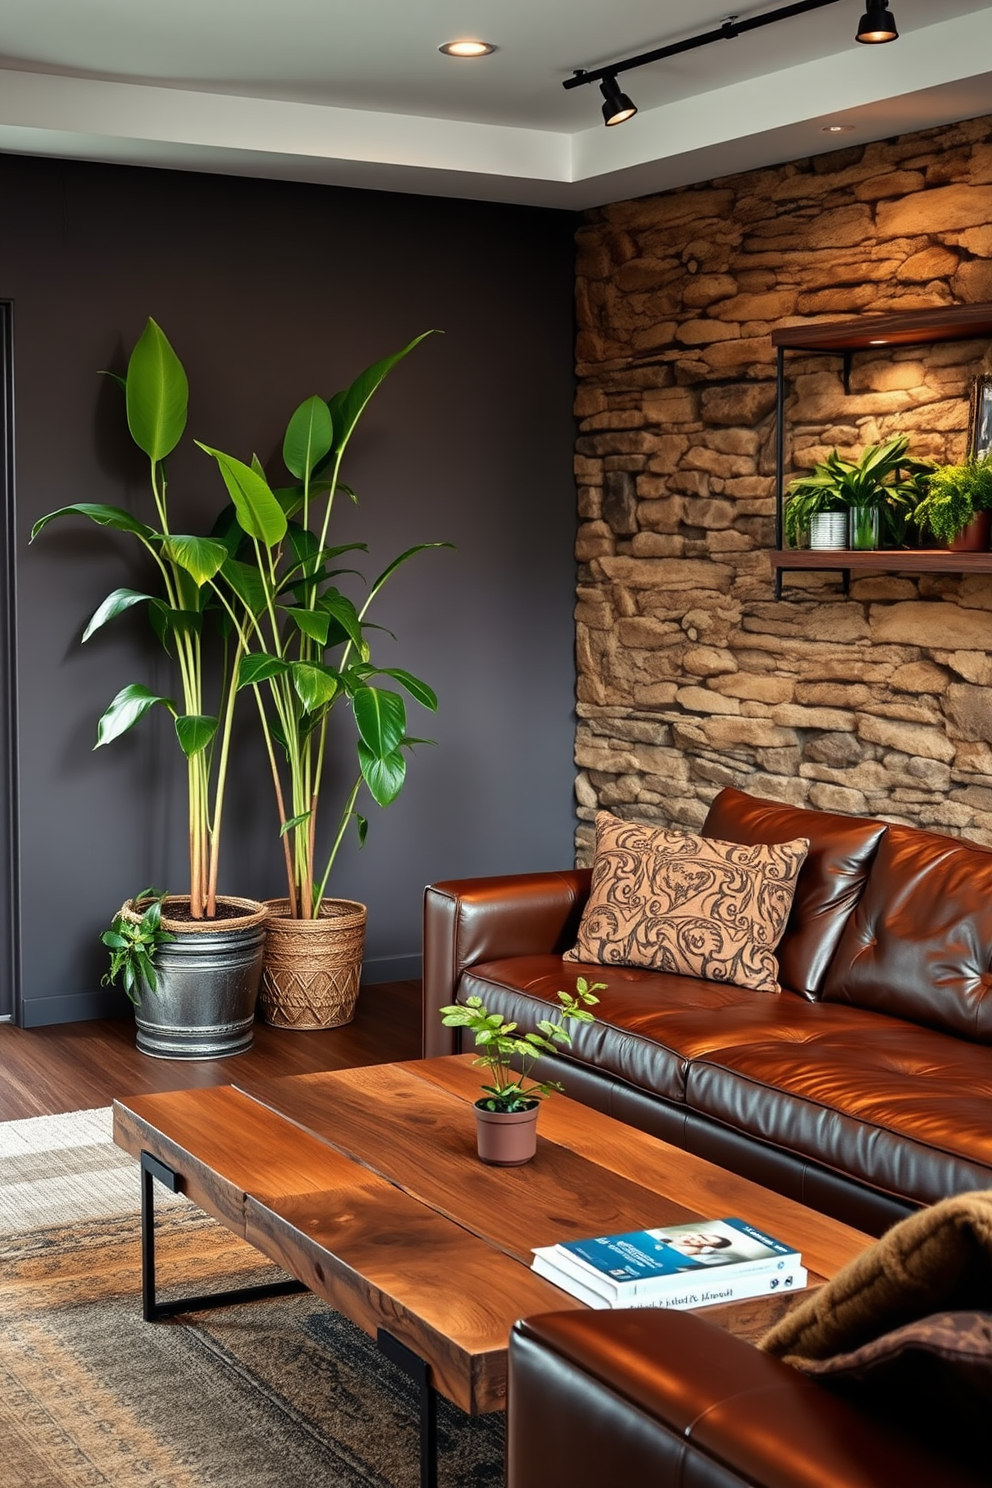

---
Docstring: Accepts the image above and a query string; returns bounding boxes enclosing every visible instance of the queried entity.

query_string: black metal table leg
[377,1328,438,1488]
[139,1149,307,1322]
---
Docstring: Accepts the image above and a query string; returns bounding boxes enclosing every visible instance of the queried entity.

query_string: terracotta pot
[948,512,992,552]
[260,897,367,1030]
[473,1100,540,1166]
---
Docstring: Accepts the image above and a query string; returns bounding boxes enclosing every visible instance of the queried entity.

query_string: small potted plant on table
[439,978,602,1166]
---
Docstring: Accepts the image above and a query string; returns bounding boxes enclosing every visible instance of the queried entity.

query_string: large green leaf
[220,557,268,616]
[358,741,406,806]
[160,535,229,586]
[30,504,156,542]
[196,443,288,548]
[290,661,340,711]
[366,543,454,607]
[125,319,188,461]
[329,332,437,458]
[284,607,331,645]
[372,667,438,711]
[238,652,290,690]
[319,592,365,652]
[82,588,152,643]
[287,522,321,575]
[95,684,174,748]
[174,713,218,758]
[283,395,333,482]
[353,686,405,756]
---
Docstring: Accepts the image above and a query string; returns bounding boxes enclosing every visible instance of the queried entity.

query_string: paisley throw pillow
[564,812,809,994]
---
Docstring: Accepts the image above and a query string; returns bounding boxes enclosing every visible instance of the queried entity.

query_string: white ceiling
[0,1,991,207]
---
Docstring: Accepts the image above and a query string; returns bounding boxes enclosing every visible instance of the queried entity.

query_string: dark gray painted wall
[0,154,578,1025]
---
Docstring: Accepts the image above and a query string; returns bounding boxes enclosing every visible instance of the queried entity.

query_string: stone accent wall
[574,113,992,856]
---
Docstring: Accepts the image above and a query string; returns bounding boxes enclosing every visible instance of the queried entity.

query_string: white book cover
[532,1251,808,1311]
[538,1217,800,1301]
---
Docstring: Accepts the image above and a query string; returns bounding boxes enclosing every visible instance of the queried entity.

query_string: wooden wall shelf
[771,303,992,354]
[770,549,992,598]
[772,303,992,596]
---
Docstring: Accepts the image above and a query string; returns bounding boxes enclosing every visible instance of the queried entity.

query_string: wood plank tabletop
[238,1056,870,1279]
[114,1055,874,1414]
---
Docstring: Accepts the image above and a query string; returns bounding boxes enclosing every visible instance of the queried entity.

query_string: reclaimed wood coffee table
[113,1055,870,1488]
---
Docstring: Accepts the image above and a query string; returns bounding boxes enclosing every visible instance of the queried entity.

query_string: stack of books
[532,1216,807,1311]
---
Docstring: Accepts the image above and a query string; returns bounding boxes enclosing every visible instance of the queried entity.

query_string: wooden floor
[0,979,423,1120]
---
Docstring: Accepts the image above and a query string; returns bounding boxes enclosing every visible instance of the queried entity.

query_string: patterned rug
[0,1109,504,1488]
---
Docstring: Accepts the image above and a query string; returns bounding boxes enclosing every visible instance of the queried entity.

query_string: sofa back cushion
[564,811,808,995]
[821,824,992,1041]
[703,787,887,1000]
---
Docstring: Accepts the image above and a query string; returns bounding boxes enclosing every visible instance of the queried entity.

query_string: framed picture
[971,374,992,459]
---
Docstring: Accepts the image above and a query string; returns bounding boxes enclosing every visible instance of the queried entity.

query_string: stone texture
[573,112,992,850]
[871,602,992,651]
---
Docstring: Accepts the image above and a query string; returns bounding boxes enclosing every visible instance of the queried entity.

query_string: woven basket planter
[260,897,367,1030]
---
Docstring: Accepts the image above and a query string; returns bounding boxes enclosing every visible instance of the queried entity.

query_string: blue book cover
[557,1217,799,1284]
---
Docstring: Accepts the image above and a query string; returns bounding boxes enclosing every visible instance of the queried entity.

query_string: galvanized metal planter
[123,896,268,1060]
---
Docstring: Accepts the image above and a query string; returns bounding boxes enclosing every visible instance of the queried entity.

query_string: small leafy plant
[784,434,932,549]
[440,978,603,1112]
[913,456,992,544]
[100,889,175,1004]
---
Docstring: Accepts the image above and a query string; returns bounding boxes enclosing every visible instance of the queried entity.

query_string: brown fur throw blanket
[759,1191,992,1477]
[761,1189,992,1364]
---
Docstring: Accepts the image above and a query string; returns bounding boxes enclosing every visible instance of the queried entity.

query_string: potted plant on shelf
[912,455,992,551]
[31,319,269,1059]
[439,979,602,1165]
[198,333,451,1031]
[784,435,931,552]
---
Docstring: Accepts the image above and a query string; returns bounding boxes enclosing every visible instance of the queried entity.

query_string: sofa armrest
[508,1309,981,1488]
[422,870,591,1057]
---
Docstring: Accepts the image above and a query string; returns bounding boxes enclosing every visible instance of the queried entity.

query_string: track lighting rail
[563,0,844,92]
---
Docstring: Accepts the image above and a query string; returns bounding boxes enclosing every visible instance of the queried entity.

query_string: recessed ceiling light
[439,40,496,58]
[822,124,855,134]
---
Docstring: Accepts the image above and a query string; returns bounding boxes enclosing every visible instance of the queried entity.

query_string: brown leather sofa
[423,786,992,1237]
[505,1307,987,1488]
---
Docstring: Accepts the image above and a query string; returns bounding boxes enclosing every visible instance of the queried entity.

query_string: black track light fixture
[565,0,900,126]
[855,0,898,43]
[600,75,637,127]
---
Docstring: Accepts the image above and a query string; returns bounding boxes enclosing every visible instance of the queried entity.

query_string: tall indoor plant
[31,319,268,1058]
[199,332,450,1029]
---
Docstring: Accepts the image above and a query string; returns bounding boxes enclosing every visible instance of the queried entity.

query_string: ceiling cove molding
[0,9,988,207]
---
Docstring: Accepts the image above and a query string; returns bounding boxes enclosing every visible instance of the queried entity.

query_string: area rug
[0,1108,504,1488]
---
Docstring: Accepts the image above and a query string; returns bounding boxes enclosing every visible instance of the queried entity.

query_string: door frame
[0,301,22,1022]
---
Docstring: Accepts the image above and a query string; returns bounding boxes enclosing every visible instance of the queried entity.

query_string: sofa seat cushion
[687,1029,992,1207]
[822,823,992,1041]
[459,955,992,1208]
[703,787,886,1001]
[459,955,889,1110]
[461,957,699,1103]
